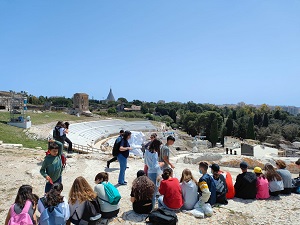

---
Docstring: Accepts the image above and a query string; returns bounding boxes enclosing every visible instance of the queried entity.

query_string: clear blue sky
[1,0,299,106]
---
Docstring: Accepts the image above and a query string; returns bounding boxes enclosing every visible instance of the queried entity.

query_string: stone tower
[73,93,89,113]
[106,88,115,102]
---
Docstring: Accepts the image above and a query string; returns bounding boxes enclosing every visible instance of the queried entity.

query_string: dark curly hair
[45,183,64,207]
[131,176,155,202]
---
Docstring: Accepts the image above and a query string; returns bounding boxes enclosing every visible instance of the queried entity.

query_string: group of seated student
[5,157,300,224]
[5,173,121,225]
[234,159,296,200]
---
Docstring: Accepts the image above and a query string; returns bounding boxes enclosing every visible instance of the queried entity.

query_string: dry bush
[219,157,264,169]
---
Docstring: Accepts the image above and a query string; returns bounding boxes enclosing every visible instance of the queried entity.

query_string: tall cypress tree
[262,113,269,127]
[247,117,255,139]
[225,118,234,136]
[210,118,219,147]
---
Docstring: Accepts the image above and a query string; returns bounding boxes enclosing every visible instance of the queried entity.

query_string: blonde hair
[68,176,97,205]
[180,169,197,184]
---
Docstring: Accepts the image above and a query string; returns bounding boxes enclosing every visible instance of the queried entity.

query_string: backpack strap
[98,197,110,204]
[22,200,32,213]
[71,208,80,221]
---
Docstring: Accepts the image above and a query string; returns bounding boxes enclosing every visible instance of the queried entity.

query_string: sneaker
[124,181,127,184]
[118,183,127,186]
[107,161,110,168]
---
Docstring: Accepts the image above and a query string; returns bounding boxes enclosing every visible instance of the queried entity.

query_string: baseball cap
[210,163,220,172]
[254,167,262,174]
[240,161,248,169]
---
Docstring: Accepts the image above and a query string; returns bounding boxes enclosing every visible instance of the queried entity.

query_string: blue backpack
[99,182,121,205]
[39,198,65,225]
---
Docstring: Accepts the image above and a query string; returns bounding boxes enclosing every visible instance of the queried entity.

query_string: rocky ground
[0,146,299,225]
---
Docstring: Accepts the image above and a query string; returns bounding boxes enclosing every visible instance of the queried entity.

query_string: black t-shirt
[130,190,152,214]
[234,172,257,199]
[119,139,130,158]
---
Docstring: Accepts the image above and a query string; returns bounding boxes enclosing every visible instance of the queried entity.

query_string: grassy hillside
[0,111,90,149]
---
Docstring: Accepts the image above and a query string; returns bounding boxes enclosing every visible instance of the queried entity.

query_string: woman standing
[118,130,132,185]
[144,138,163,207]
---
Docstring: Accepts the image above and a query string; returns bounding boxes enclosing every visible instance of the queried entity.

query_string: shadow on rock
[122,210,148,223]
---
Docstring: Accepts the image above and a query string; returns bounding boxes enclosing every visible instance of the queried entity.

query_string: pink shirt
[256,177,270,199]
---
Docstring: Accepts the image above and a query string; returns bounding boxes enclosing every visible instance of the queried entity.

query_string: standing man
[107,130,124,168]
[159,135,175,169]
[234,161,257,199]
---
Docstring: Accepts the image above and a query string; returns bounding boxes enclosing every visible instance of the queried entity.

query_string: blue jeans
[45,176,62,193]
[148,172,158,208]
[117,154,127,184]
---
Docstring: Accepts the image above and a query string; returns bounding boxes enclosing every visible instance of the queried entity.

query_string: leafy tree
[107,107,117,114]
[117,97,128,103]
[132,99,143,106]
[282,124,299,142]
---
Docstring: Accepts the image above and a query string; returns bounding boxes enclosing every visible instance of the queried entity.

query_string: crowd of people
[4,130,300,224]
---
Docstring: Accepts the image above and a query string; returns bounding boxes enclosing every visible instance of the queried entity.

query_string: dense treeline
[27,94,300,147]
[93,98,300,147]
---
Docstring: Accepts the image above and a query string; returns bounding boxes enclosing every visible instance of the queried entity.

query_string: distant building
[72,93,91,115]
[157,100,165,104]
[124,105,141,112]
[0,91,11,110]
[106,88,115,102]
[241,143,278,157]
[281,106,300,115]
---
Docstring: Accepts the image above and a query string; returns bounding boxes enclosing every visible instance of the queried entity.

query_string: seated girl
[38,183,70,223]
[68,176,98,223]
[158,168,183,211]
[94,172,120,218]
[5,185,38,225]
[254,167,270,199]
[180,169,199,210]
[130,171,155,214]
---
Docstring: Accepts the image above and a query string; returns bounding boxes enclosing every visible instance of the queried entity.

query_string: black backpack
[112,138,122,157]
[70,199,101,225]
[53,127,61,140]
[146,208,178,225]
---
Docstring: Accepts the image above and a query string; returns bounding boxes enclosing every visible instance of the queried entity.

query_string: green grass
[0,111,151,150]
[0,111,92,149]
